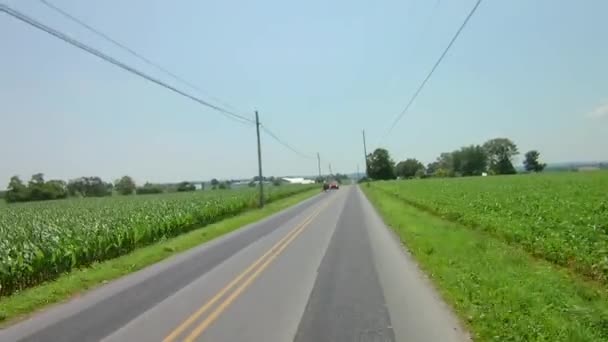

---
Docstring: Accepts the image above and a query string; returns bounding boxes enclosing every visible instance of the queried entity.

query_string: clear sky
[1,0,607,184]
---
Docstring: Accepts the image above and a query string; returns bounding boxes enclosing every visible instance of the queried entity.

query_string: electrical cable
[381,0,483,140]
[0,4,254,125]
[260,124,315,159]
[2,3,319,160]
[36,0,241,113]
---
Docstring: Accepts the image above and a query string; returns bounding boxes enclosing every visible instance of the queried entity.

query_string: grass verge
[0,188,319,326]
[362,186,608,341]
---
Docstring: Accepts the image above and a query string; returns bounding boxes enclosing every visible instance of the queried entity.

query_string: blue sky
[1,0,607,183]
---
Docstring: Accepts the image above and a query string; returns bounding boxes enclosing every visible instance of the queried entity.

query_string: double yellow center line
[163,198,334,342]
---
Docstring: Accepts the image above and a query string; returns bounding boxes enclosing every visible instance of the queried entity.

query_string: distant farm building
[282,177,315,185]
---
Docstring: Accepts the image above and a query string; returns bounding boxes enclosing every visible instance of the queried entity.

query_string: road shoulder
[358,186,471,342]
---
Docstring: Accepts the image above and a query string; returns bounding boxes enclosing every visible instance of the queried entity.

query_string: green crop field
[0,185,314,297]
[370,171,608,283]
[364,171,608,340]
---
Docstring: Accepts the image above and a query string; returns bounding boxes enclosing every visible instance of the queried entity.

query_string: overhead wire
[46,0,316,159]
[0,3,254,126]
[36,0,241,114]
[2,3,317,160]
[381,0,483,140]
[260,124,315,159]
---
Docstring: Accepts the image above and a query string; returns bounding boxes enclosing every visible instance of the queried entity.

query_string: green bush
[136,183,164,195]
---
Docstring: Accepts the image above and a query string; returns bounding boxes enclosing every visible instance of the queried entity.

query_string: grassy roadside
[0,188,319,326]
[362,186,608,341]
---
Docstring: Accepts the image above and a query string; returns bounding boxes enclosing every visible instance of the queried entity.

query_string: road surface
[0,186,469,342]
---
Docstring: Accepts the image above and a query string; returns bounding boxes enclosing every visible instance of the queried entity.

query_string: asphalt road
[0,185,469,342]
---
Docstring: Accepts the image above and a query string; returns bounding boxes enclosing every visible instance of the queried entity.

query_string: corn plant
[0,184,314,296]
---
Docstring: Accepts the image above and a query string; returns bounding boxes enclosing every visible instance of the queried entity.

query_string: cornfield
[0,185,314,297]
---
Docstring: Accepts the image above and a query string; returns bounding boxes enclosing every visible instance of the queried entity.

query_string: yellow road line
[163,211,316,342]
[183,210,320,342]
[162,199,331,342]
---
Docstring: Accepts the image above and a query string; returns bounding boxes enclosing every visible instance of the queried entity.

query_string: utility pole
[357,164,360,180]
[362,130,369,177]
[317,152,321,179]
[329,163,333,175]
[255,110,264,207]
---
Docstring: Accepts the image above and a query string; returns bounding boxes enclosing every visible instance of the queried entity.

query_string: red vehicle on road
[322,181,339,191]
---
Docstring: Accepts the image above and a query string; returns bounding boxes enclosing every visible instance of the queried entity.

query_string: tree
[29,173,45,186]
[457,145,488,176]
[435,152,456,177]
[28,174,65,201]
[430,145,488,178]
[218,181,230,190]
[6,176,28,203]
[67,177,112,197]
[523,150,546,172]
[495,158,517,174]
[136,182,164,195]
[6,174,67,202]
[27,173,47,201]
[395,158,425,179]
[366,148,396,180]
[248,180,256,187]
[115,176,136,195]
[426,161,439,176]
[483,138,519,175]
[43,180,68,200]
[210,178,219,190]
[67,178,84,196]
[177,181,196,192]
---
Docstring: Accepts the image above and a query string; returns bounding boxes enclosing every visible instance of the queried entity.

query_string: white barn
[282,177,315,185]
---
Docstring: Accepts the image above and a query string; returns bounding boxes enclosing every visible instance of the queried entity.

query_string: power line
[0,4,254,125]
[260,124,315,159]
[36,0,241,113]
[3,3,317,160]
[382,0,483,139]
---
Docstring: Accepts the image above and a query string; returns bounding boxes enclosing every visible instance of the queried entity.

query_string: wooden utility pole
[362,130,369,177]
[317,152,321,179]
[255,111,264,207]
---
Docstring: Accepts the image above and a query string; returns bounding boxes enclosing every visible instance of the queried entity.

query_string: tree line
[365,137,546,180]
[3,174,292,203]
[4,175,213,204]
